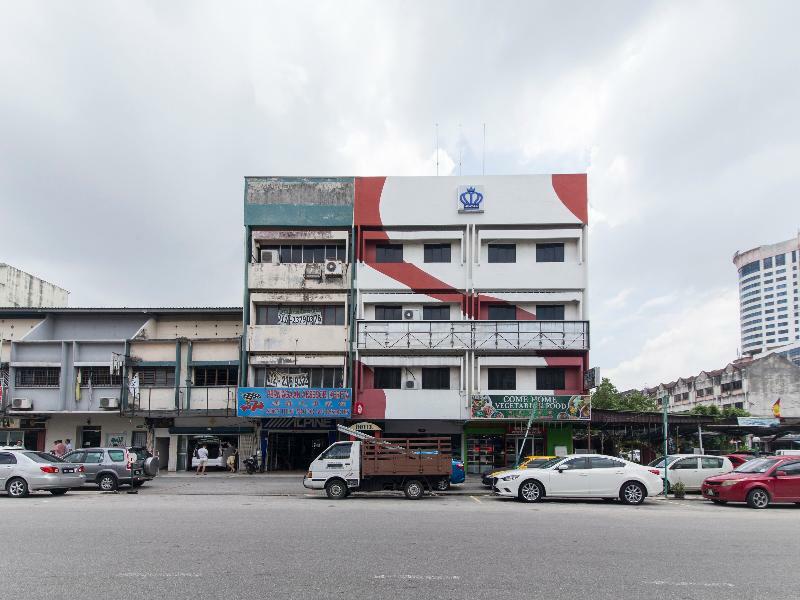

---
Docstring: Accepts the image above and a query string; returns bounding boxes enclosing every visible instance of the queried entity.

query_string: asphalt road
[2,476,798,600]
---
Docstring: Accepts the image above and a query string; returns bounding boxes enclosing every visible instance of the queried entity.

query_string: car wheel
[518,480,543,503]
[325,479,348,500]
[620,481,646,505]
[435,479,450,492]
[98,474,118,492]
[6,477,29,498]
[746,488,770,509]
[49,488,68,496]
[404,479,424,500]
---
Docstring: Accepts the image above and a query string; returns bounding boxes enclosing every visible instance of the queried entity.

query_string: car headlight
[501,474,520,481]
[720,480,739,487]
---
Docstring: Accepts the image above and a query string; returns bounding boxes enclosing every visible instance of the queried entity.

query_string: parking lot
[2,474,799,600]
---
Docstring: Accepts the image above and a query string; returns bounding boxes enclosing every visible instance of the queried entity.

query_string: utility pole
[662,394,669,495]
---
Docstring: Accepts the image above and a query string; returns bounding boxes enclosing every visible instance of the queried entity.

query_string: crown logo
[459,186,483,211]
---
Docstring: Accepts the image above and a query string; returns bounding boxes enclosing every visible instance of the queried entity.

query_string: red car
[725,453,755,468]
[702,456,800,508]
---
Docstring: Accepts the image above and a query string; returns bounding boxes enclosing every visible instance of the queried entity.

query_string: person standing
[196,444,209,475]
[225,444,237,473]
[65,439,73,453]
[54,439,67,458]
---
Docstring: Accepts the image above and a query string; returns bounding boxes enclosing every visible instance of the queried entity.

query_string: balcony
[357,320,589,352]
[248,262,350,291]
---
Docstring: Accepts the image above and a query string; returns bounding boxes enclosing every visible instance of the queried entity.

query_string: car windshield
[734,458,779,473]
[648,456,679,468]
[24,452,64,463]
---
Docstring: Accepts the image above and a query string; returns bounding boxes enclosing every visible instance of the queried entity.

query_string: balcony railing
[357,320,589,352]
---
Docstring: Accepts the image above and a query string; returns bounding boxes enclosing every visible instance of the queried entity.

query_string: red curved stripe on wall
[552,174,588,224]
[354,177,387,228]
[544,355,585,394]
[354,361,386,419]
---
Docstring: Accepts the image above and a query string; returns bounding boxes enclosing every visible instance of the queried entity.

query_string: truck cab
[303,441,360,494]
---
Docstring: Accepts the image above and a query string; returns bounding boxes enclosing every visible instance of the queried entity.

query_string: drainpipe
[348,224,357,397]
[241,225,252,387]
[185,341,193,411]
[174,340,181,409]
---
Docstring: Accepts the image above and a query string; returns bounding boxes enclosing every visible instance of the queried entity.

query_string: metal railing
[357,320,589,352]
[124,386,237,417]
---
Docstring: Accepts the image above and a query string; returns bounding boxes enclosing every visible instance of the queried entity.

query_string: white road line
[470,495,482,504]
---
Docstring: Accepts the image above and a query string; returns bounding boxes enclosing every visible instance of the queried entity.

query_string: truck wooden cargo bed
[360,437,452,477]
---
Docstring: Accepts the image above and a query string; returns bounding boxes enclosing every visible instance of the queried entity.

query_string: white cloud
[605,288,740,390]
[604,287,633,309]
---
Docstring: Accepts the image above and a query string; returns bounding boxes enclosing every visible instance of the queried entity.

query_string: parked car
[702,456,800,508]
[436,458,466,491]
[648,454,734,492]
[493,454,663,505]
[0,450,85,497]
[725,453,755,468]
[63,447,158,491]
[190,436,226,470]
[482,455,557,486]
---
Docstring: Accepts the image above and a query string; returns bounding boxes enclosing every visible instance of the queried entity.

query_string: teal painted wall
[244,204,353,227]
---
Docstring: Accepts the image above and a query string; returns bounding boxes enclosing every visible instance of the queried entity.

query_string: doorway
[80,426,102,448]
[156,437,170,470]
[267,432,329,471]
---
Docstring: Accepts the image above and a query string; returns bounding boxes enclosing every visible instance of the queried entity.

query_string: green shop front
[463,393,590,475]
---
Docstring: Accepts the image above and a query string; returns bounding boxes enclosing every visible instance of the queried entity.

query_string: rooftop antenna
[482,123,486,176]
[435,123,439,176]
[458,123,462,176]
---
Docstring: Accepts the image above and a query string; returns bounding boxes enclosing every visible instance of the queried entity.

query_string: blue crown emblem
[459,186,483,211]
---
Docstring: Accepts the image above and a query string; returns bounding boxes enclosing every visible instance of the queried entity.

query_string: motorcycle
[243,454,259,475]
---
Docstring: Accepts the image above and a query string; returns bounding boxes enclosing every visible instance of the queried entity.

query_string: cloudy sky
[1,1,799,390]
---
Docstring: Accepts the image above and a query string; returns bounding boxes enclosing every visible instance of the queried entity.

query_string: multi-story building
[642,353,800,417]
[0,263,69,307]
[241,175,590,473]
[733,235,800,356]
[0,307,243,471]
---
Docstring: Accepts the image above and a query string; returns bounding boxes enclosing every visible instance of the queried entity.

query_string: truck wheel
[404,479,424,499]
[325,479,348,500]
[435,478,450,491]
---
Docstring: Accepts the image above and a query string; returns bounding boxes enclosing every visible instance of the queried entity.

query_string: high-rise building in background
[0,264,69,307]
[733,235,800,356]
[241,175,590,473]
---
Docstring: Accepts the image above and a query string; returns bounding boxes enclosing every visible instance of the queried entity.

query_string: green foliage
[590,378,658,412]
[689,405,750,418]
[671,481,686,497]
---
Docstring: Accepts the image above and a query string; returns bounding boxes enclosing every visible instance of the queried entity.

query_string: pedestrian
[14,439,24,448]
[196,443,209,475]
[54,439,66,457]
[65,439,73,453]
[225,443,237,473]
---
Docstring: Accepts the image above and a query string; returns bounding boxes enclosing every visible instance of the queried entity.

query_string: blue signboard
[237,388,352,418]
[736,417,780,428]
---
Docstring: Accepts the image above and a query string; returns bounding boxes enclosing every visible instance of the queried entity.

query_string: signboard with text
[277,307,323,326]
[736,417,780,428]
[470,394,591,420]
[265,370,309,388]
[237,387,352,418]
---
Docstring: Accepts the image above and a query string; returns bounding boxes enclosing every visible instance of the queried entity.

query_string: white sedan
[492,454,664,505]
[648,454,734,492]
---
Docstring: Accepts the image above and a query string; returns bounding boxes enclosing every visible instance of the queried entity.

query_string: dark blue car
[434,458,465,491]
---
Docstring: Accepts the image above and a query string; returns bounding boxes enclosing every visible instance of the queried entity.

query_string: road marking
[374,575,461,581]
[470,495,482,504]
[117,572,201,578]
[644,580,735,588]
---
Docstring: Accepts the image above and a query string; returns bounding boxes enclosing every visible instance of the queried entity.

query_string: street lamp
[662,393,669,495]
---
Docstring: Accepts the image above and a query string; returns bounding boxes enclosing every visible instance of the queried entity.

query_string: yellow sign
[349,421,382,431]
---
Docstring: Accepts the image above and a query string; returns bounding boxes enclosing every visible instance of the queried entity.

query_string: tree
[590,378,658,412]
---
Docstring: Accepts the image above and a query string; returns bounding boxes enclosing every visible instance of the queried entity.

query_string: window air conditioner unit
[11,398,32,410]
[404,380,418,389]
[260,249,279,264]
[403,309,421,320]
[324,260,344,277]
[99,397,119,409]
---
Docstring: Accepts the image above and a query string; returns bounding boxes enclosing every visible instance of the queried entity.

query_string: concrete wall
[43,413,147,449]
[248,262,350,292]
[746,355,800,417]
[0,264,69,307]
[247,325,347,353]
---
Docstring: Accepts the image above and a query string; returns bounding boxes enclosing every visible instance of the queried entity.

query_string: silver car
[0,450,86,498]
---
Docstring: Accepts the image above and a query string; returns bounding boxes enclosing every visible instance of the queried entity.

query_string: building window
[134,368,176,387]
[424,244,451,263]
[537,305,565,320]
[15,367,60,387]
[739,261,760,277]
[488,244,516,263]
[423,305,450,320]
[536,368,566,390]
[422,368,450,390]
[536,243,565,263]
[253,367,343,388]
[488,368,515,390]
[763,257,773,269]
[255,305,345,325]
[78,366,122,387]
[375,244,403,263]
[776,254,786,266]
[375,305,403,320]
[373,367,401,389]
[194,367,238,387]
[487,304,516,320]
[260,243,345,264]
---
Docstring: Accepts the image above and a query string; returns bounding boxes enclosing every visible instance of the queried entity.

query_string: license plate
[705,489,715,496]
[63,468,74,473]
[134,470,141,475]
